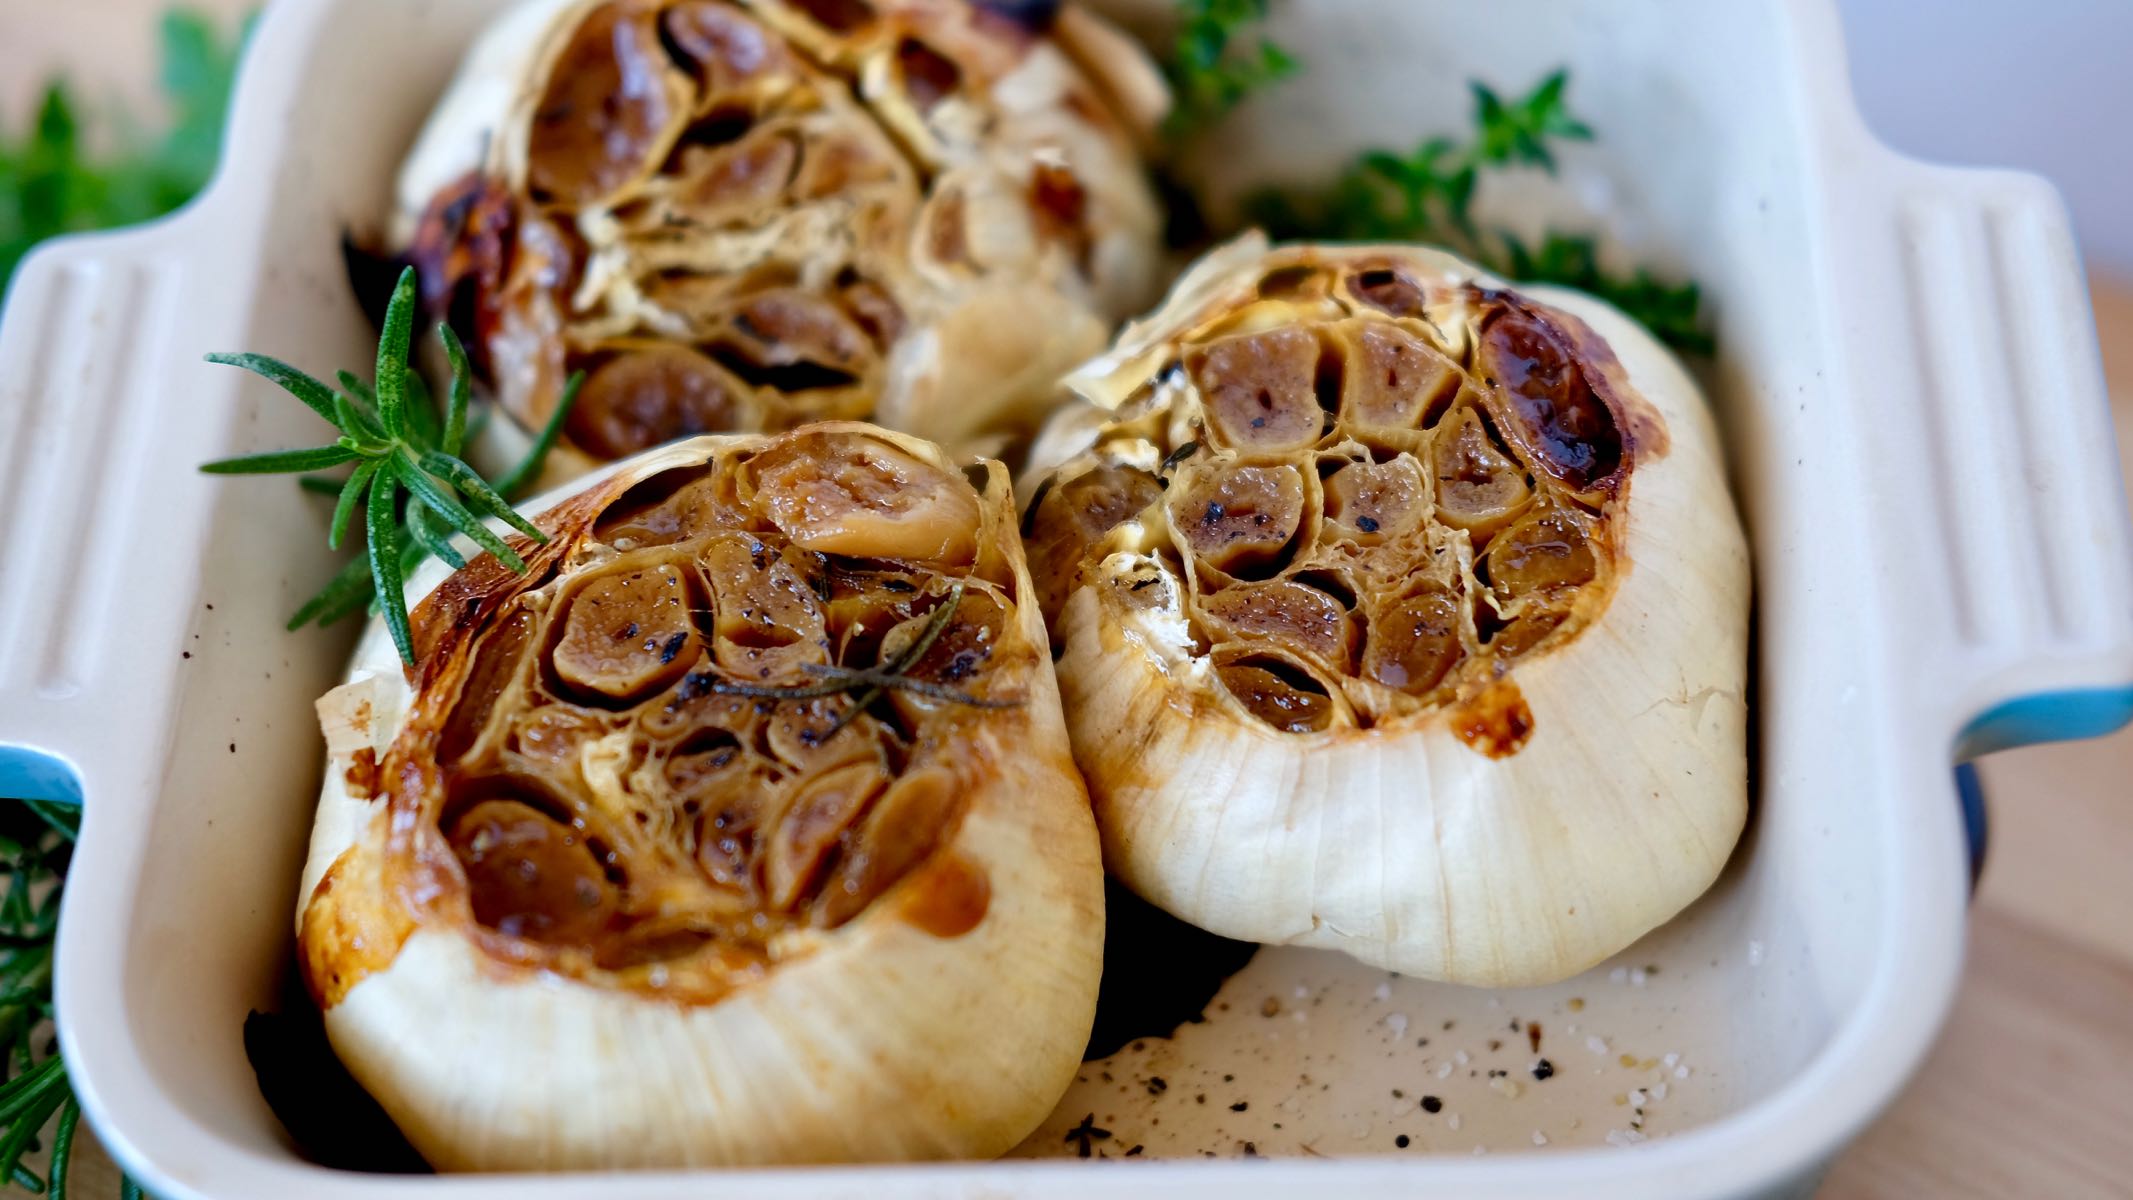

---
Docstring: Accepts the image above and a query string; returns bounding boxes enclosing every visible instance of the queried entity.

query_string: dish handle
[1852,161,2133,761]
[0,208,250,807]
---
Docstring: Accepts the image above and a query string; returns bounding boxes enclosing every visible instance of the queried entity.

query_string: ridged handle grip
[0,215,231,798]
[1865,164,2133,756]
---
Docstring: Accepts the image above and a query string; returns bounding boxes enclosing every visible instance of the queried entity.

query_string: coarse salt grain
[1532,1131,1548,1146]
[1437,1062,1455,1079]
[1490,1078,1523,1099]
[1454,1050,1471,1066]
[1748,939,1766,967]
[1609,966,1628,984]
[1386,1013,1410,1038]
[1653,1082,1669,1101]
[1586,1035,1610,1056]
[1294,984,1310,998]
[1662,1052,1680,1069]
[1472,1145,1488,1157]
[1606,1129,1647,1148]
[1373,982,1393,1001]
[1675,1065,1691,1080]
[1629,967,1649,987]
[1448,1113,1463,1131]
[1629,1089,1648,1106]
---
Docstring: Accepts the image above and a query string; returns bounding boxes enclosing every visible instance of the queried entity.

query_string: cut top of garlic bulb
[1026,239,1750,987]
[395,0,1165,468]
[298,425,1103,1169]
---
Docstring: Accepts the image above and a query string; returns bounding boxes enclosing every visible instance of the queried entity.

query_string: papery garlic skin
[393,0,1164,468]
[1028,239,1749,988]
[299,426,1102,1169]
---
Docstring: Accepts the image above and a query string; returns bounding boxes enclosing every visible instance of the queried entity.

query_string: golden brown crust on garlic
[299,426,1103,1168]
[399,0,1163,462]
[1028,245,1641,734]
[1028,240,1750,987]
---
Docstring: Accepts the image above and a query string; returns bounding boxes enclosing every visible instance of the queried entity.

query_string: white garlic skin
[1043,239,1750,988]
[300,430,1103,1169]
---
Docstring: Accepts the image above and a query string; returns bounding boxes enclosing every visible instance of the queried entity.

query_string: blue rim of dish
[0,743,83,805]
[1953,685,2133,895]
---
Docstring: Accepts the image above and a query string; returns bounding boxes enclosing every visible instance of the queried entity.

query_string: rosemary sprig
[0,797,153,1197]
[201,267,581,666]
[1237,69,1712,353]
[1163,0,1300,138]
[712,583,1019,741]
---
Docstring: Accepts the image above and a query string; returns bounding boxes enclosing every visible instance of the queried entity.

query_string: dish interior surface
[14,0,2033,1192]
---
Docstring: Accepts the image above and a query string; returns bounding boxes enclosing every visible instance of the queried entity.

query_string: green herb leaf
[1235,67,1711,353]
[204,264,572,665]
[366,463,414,666]
[328,459,383,551]
[200,444,359,474]
[204,353,338,424]
[439,325,472,456]
[1163,0,1300,138]
[491,371,584,500]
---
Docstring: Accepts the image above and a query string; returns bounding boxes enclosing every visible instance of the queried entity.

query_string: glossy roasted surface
[1029,253,1646,742]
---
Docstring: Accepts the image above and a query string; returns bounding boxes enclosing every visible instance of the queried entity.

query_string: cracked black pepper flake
[1356,514,1380,533]
[1229,1101,1248,1112]
[1125,1145,1144,1157]
[1146,1077,1168,1095]
[1064,1114,1111,1158]
[1395,1134,1410,1148]
[1421,1096,1442,1113]
[1261,997,1282,1017]
[1533,1058,1555,1081]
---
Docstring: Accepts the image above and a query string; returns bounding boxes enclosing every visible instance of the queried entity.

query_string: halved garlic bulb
[298,425,1102,1169]
[1024,238,1750,987]
[394,0,1165,468]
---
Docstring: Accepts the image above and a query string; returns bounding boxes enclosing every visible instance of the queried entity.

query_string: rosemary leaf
[297,473,344,497]
[403,368,441,449]
[366,464,414,666]
[420,451,544,541]
[492,371,584,500]
[373,269,417,439]
[390,452,526,572]
[287,554,371,631]
[440,325,472,457]
[202,352,337,424]
[327,459,381,552]
[405,499,468,571]
[200,444,358,475]
[47,1097,79,1198]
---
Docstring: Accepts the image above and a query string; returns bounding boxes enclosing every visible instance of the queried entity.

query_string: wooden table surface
[6,4,2132,1195]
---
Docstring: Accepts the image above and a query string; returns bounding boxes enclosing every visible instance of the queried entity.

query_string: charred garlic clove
[394,0,1164,470]
[299,425,1102,1169]
[1025,239,1750,988]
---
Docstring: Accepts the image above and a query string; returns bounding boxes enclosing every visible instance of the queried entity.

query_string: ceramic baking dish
[2,0,2130,1196]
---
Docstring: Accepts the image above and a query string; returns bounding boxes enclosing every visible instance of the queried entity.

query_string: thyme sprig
[713,582,1019,741]
[201,267,581,665]
[1164,0,1300,137]
[1239,68,1711,353]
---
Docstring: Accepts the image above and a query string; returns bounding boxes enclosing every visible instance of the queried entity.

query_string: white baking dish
[3,0,2130,1196]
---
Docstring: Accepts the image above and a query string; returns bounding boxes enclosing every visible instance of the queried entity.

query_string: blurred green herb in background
[2,9,248,1193]
[1160,4,1712,354]
[0,8,253,293]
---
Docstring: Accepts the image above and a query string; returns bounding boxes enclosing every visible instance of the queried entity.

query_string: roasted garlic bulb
[1025,239,1749,987]
[393,0,1165,468]
[298,425,1102,1169]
